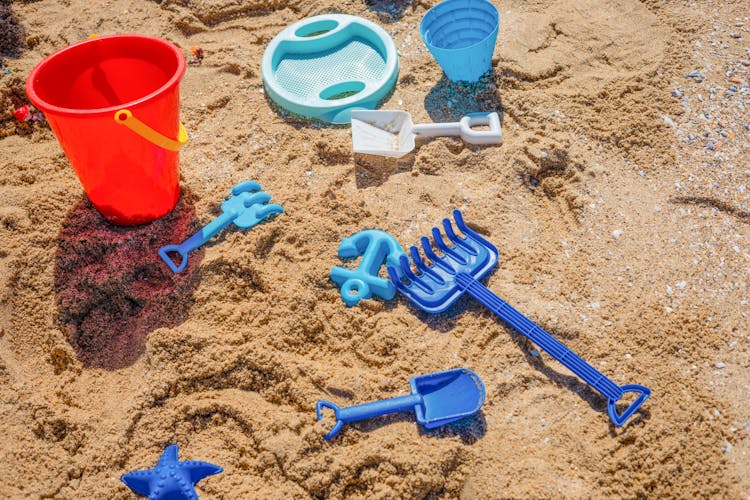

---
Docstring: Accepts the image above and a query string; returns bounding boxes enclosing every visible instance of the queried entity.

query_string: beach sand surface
[0,0,748,497]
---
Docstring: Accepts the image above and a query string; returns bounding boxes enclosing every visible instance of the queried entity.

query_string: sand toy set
[19,0,652,498]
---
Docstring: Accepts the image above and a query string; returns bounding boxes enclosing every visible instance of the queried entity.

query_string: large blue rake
[386,210,651,427]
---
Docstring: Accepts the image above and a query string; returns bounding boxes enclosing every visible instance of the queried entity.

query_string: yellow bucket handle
[114,109,188,152]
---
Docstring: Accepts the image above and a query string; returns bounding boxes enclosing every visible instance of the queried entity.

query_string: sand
[1,0,748,498]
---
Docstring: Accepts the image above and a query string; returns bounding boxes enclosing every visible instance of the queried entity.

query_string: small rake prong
[421,237,456,274]
[231,180,262,196]
[409,246,445,285]
[442,217,477,256]
[431,227,468,266]
[243,191,272,207]
[397,255,434,294]
[254,203,284,220]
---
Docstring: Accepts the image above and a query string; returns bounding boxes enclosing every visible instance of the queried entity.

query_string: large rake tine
[421,237,456,274]
[387,264,404,291]
[409,246,445,285]
[452,209,496,250]
[443,217,477,255]
[397,255,434,294]
[431,227,468,265]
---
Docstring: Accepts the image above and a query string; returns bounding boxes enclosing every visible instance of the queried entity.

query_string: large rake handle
[455,272,650,427]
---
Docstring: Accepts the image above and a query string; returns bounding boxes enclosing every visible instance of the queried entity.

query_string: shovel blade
[351,110,416,157]
[411,368,485,428]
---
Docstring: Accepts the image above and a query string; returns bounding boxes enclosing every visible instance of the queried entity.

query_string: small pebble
[530,349,540,357]
[715,362,726,369]
[662,115,676,128]
[612,229,623,239]
[706,140,716,150]
[676,281,687,290]
[684,70,705,82]
[540,418,546,427]
[625,353,632,360]
[720,130,729,138]
[741,60,750,67]
[590,301,600,309]
[671,87,684,98]
[723,442,732,453]
[729,33,741,39]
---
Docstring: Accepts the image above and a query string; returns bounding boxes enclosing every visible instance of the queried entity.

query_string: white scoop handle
[411,112,502,145]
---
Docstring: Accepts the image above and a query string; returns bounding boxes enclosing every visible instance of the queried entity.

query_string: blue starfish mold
[330,229,406,306]
[121,444,222,500]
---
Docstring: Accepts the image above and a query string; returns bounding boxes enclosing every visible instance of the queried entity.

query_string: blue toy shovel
[158,181,283,273]
[316,368,485,440]
[386,210,651,427]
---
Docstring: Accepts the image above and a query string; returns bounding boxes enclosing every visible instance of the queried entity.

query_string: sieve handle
[114,109,188,151]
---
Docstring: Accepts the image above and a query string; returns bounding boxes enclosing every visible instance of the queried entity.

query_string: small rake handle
[158,211,236,273]
[455,273,650,426]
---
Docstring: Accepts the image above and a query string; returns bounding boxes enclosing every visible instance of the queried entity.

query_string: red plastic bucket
[26,34,187,225]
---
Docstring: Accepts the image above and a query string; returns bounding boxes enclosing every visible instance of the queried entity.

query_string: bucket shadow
[53,192,203,370]
[365,0,414,21]
[424,73,503,123]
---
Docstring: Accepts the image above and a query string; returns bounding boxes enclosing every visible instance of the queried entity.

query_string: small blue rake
[386,210,651,427]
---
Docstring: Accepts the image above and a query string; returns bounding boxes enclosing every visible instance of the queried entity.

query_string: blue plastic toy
[420,0,500,82]
[121,444,222,500]
[386,210,651,427]
[316,367,485,440]
[330,229,406,306]
[261,14,399,124]
[158,181,283,273]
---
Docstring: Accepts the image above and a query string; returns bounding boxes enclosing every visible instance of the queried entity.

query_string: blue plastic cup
[420,0,499,83]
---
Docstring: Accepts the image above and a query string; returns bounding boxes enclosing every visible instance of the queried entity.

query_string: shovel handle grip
[458,112,502,145]
[412,112,502,145]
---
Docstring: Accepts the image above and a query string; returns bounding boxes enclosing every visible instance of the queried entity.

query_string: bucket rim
[26,34,186,117]
[420,0,500,53]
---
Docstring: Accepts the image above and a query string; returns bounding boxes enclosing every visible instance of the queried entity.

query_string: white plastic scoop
[351,110,501,158]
